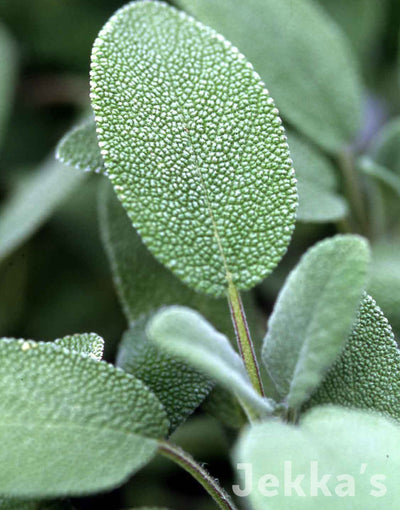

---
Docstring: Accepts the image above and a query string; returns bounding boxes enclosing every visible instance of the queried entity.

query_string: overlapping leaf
[0,337,168,497]
[178,0,362,152]
[262,235,370,409]
[54,332,104,360]
[90,0,297,296]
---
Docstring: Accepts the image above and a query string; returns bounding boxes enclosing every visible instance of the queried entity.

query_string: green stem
[227,279,265,397]
[158,440,239,510]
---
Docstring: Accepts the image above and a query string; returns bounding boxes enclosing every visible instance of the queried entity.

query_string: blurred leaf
[54,332,104,361]
[370,117,400,172]
[358,156,400,196]
[0,159,86,263]
[90,1,297,296]
[263,235,370,409]
[149,306,274,418]
[308,294,400,421]
[202,385,246,430]
[0,500,37,510]
[0,22,17,148]
[117,317,212,434]
[56,120,104,174]
[178,0,363,152]
[288,132,348,222]
[0,337,168,498]
[236,406,400,509]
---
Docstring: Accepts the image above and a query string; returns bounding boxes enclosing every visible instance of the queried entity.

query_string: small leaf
[307,294,400,421]
[117,317,212,433]
[358,156,400,197]
[262,235,370,409]
[0,338,168,497]
[235,406,400,509]
[90,0,297,296]
[369,117,400,172]
[0,23,17,148]
[54,332,104,361]
[56,120,104,174]
[0,159,85,263]
[288,132,348,222]
[178,0,363,152]
[149,306,274,418]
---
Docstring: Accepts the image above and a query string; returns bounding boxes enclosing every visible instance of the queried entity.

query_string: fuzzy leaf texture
[90,0,297,296]
[54,332,104,360]
[149,306,274,418]
[0,159,85,263]
[117,317,212,433]
[178,0,363,152]
[235,406,400,509]
[0,337,168,498]
[307,294,400,421]
[262,235,370,409]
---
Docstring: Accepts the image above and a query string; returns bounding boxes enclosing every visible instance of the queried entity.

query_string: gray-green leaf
[235,406,400,509]
[117,317,212,433]
[0,159,85,263]
[288,132,348,222]
[54,332,104,360]
[148,306,274,418]
[262,235,370,409]
[178,0,363,152]
[0,338,168,497]
[307,294,400,421]
[90,0,297,296]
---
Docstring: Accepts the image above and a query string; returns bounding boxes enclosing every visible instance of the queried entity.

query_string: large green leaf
[0,23,17,148]
[262,235,370,409]
[288,132,348,222]
[0,159,85,263]
[149,306,274,418]
[307,294,400,420]
[0,337,168,498]
[117,317,212,433]
[90,0,297,296]
[178,0,362,152]
[235,406,400,509]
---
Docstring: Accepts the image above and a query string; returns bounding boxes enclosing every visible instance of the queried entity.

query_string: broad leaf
[54,332,104,360]
[90,1,297,296]
[235,406,400,509]
[149,306,274,418]
[178,0,363,152]
[117,317,212,433]
[0,338,168,497]
[307,294,400,421]
[0,159,85,263]
[288,132,348,222]
[56,120,104,174]
[0,23,17,148]
[262,235,370,409]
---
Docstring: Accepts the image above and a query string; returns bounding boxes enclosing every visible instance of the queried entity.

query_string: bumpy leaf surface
[149,306,274,417]
[54,332,104,360]
[0,159,85,263]
[288,132,348,222]
[236,406,400,509]
[262,235,370,409]
[0,23,17,147]
[0,338,168,497]
[307,294,400,420]
[117,317,212,433]
[90,0,297,296]
[178,0,362,152]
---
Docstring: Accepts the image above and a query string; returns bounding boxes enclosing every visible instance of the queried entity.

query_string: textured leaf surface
[90,0,297,296]
[54,332,104,361]
[0,159,85,263]
[149,306,274,417]
[262,235,370,409]
[236,406,400,509]
[288,132,348,222]
[0,338,168,497]
[0,23,17,147]
[178,0,362,152]
[307,294,400,421]
[117,317,212,433]
[56,120,104,174]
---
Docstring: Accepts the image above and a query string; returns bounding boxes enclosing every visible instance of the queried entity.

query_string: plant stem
[227,279,265,397]
[158,440,239,510]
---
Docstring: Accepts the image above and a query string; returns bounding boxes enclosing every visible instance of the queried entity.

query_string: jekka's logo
[233,462,387,498]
